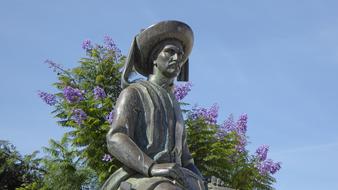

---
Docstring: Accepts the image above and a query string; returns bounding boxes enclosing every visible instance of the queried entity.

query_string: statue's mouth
[169,61,178,66]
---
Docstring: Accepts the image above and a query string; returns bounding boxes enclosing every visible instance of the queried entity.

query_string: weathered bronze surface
[102,21,206,190]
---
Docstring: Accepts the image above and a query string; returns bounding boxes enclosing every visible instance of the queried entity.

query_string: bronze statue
[102,21,206,190]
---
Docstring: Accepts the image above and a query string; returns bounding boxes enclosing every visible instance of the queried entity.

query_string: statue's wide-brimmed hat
[121,20,193,88]
[134,20,194,77]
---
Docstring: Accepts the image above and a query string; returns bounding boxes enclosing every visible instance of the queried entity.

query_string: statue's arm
[106,87,155,176]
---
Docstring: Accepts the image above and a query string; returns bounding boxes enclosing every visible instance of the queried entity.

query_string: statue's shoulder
[119,81,151,98]
[129,80,151,88]
[125,80,152,92]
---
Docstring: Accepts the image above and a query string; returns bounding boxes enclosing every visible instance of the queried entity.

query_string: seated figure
[101,20,206,190]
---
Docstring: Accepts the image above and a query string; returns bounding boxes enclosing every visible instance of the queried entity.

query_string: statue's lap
[121,174,182,190]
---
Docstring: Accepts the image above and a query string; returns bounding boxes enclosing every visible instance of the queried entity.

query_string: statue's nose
[172,53,178,60]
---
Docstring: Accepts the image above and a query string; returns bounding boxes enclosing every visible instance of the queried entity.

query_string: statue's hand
[150,163,188,187]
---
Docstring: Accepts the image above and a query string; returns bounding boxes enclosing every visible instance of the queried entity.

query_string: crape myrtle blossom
[256,159,281,175]
[103,35,116,50]
[102,154,112,162]
[218,114,248,152]
[38,91,57,106]
[103,35,122,61]
[219,114,248,135]
[217,114,235,138]
[236,137,247,153]
[82,36,122,62]
[82,39,93,51]
[174,82,192,101]
[236,114,248,134]
[189,104,219,125]
[255,145,269,162]
[72,109,87,125]
[235,114,248,152]
[106,110,115,124]
[63,86,84,103]
[93,86,106,100]
[218,115,281,172]
[254,145,281,174]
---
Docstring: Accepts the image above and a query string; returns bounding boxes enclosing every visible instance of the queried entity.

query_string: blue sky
[1,1,338,189]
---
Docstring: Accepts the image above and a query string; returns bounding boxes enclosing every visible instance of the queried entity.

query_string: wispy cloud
[271,142,338,156]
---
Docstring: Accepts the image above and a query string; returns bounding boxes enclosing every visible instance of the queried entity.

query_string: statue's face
[153,42,185,78]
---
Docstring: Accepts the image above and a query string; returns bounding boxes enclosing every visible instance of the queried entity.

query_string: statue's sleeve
[106,86,155,176]
[109,87,140,138]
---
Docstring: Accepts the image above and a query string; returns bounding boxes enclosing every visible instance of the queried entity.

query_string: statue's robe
[102,81,204,190]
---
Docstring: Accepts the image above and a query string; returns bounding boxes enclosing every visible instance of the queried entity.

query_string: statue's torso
[130,81,184,165]
[102,81,202,190]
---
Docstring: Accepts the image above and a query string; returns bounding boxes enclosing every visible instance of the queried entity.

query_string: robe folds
[102,81,198,190]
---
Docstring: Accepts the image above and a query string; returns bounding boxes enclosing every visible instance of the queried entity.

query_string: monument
[101,20,227,190]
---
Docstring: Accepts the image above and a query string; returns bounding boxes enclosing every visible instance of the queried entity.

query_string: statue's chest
[150,89,184,163]
[135,82,184,162]
[152,87,182,146]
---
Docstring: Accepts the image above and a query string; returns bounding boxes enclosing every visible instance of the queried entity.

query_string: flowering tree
[184,104,281,189]
[38,37,281,189]
[38,36,124,183]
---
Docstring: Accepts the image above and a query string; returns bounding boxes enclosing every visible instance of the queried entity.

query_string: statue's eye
[164,48,176,55]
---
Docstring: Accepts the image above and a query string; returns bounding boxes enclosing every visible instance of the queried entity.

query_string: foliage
[38,37,281,189]
[38,138,98,190]
[40,37,125,184]
[185,112,278,190]
[14,138,98,190]
[0,140,43,190]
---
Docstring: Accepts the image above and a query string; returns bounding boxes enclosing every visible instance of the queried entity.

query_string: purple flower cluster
[218,114,235,136]
[255,145,269,161]
[236,138,247,153]
[236,114,248,134]
[218,114,248,152]
[102,154,112,162]
[63,86,84,103]
[257,159,281,175]
[38,91,57,106]
[93,86,106,100]
[190,104,219,125]
[103,35,117,51]
[72,109,87,125]
[45,59,63,72]
[82,39,93,51]
[103,35,122,60]
[81,36,122,62]
[106,110,114,124]
[254,144,281,175]
[174,82,192,101]
[216,113,281,175]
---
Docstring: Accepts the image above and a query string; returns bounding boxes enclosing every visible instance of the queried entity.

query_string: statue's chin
[162,69,180,79]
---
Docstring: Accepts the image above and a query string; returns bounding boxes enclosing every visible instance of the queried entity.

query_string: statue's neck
[148,72,175,93]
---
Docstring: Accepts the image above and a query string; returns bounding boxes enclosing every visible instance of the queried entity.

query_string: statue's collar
[148,75,174,93]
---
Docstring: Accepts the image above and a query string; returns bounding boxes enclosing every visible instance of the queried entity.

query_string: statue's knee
[153,182,182,190]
